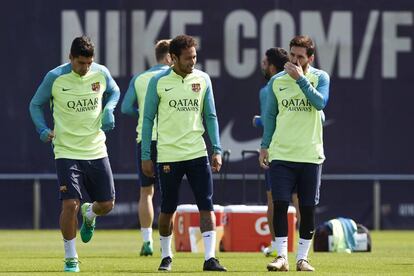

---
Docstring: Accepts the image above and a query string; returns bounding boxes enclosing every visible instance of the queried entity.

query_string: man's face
[173,47,197,75]
[289,46,314,71]
[261,56,272,80]
[70,55,93,76]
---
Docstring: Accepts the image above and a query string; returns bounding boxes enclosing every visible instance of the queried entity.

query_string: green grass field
[0,230,413,275]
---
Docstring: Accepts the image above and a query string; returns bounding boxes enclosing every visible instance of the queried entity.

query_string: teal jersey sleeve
[259,85,268,118]
[202,75,222,155]
[29,71,56,135]
[97,64,120,112]
[141,75,160,160]
[296,69,330,110]
[121,75,139,117]
[261,79,278,149]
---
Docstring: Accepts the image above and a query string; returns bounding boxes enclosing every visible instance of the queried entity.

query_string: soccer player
[141,34,227,272]
[259,35,330,272]
[121,39,172,256]
[252,47,298,257]
[29,36,120,272]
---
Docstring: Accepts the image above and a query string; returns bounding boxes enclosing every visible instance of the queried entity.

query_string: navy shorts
[137,141,158,188]
[269,160,322,206]
[264,170,271,191]
[157,156,214,214]
[55,157,115,202]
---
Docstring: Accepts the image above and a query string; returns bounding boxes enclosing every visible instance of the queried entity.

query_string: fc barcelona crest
[163,165,171,173]
[191,83,201,93]
[91,82,100,92]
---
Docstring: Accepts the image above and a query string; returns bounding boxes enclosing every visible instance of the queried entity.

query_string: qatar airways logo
[169,98,200,112]
[281,98,312,112]
[67,97,99,112]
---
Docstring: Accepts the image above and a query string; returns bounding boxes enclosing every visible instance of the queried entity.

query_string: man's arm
[260,80,278,149]
[202,76,222,156]
[101,66,121,132]
[141,76,160,177]
[121,76,139,118]
[141,76,160,160]
[29,71,55,142]
[296,71,330,110]
[252,86,268,128]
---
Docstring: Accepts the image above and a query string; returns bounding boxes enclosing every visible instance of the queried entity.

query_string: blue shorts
[55,157,115,202]
[157,156,214,214]
[265,169,298,194]
[137,141,158,188]
[269,160,322,206]
[264,170,271,191]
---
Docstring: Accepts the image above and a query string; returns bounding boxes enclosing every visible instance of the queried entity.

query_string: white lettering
[132,10,167,73]
[301,11,352,78]
[224,10,257,78]
[61,11,100,63]
[260,10,295,57]
[382,12,412,78]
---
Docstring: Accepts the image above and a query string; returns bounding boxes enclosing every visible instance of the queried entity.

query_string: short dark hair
[289,35,315,57]
[169,35,197,58]
[155,39,171,61]
[265,47,289,72]
[70,36,95,58]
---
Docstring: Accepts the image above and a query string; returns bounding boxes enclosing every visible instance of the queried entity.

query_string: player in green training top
[141,35,227,272]
[121,39,172,257]
[259,35,330,272]
[29,36,120,273]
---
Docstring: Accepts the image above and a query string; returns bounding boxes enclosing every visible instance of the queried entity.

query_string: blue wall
[1,0,414,229]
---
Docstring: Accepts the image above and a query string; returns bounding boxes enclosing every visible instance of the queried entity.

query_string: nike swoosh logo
[279,87,288,91]
[165,87,174,92]
[220,120,261,162]
[62,88,72,91]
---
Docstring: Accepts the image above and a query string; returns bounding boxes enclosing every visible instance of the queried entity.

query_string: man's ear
[270,64,278,75]
[308,55,315,64]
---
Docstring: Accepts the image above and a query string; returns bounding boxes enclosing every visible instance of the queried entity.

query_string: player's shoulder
[308,66,329,80]
[148,64,170,74]
[192,69,212,85]
[153,66,172,80]
[48,63,71,77]
[90,62,113,78]
[193,68,210,79]
[270,71,289,83]
[139,64,170,79]
[148,67,172,86]
[44,63,71,84]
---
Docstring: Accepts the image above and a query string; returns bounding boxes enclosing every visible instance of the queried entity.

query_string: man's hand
[284,59,304,80]
[211,153,222,173]
[40,128,54,143]
[142,160,155,177]
[259,148,270,169]
[101,108,115,132]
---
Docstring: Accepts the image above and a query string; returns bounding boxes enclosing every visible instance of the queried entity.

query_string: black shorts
[137,141,158,188]
[157,156,214,214]
[269,160,322,206]
[55,157,115,202]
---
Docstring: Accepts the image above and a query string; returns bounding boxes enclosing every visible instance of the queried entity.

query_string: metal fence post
[373,180,381,230]
[33,179,41,230]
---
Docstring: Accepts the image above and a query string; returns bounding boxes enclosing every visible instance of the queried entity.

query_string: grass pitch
[0,230,413,275]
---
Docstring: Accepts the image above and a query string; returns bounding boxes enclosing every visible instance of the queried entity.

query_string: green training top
[141,67,222,162]
[29,63,120,160]
[121,64,169,143]
[262,67,330,164]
